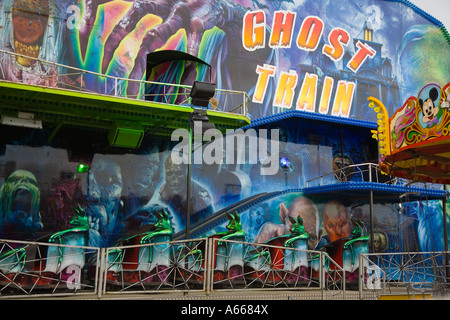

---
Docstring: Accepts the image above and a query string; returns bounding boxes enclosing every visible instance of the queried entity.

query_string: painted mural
[0,0,449,292]
[0,116,361,241]
[0,117,448,292]
[0,109,447,256]
[0,0,448,121]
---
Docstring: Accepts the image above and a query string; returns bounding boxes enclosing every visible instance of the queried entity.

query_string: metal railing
[99,238,209,295]
[359,251,450,299]
[306,162,445,190]
[0,237,347,298]
[0,239,100,298]
[209,238,348,299]
[0,49,250,116]
[306,162,397,187]
[208,238,344,295]
[2,236,448,299]
[98,237,347,298]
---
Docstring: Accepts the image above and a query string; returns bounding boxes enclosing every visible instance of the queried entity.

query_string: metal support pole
[320,251,325,300]
[97,247,105,299]
[186,125,193,240]
[443,188,449,283]
[369,189,374,252]
[342,269,346,300]
[205,237,213,294]
[359,254,363,299]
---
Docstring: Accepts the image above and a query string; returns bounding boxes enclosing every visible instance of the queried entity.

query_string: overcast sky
[408,0,450,30]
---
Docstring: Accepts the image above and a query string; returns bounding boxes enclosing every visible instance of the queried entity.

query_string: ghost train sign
[243,10,378,117]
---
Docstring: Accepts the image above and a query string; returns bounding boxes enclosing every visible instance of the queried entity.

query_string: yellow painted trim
[368,96,391,156]
[379,294,433,300]
[0,81,250,127]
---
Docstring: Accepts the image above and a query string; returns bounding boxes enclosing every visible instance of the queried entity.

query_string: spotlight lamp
[190,81,216,108]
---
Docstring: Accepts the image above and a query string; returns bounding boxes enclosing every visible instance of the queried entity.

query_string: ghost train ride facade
[0,0,448,297]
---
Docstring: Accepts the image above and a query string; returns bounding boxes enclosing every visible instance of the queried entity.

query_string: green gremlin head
[351,218,365,237]
[288,215,306,236]
[69,205,89,229]
[154,208,172,232]
[226,211,243,233]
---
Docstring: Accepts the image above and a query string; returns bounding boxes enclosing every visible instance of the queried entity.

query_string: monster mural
[82,154,124,247]
[0,0,60,85]
[0,99,447,254]
[0,0,448,293]
[0,0,448,119]
[0,169,43,240]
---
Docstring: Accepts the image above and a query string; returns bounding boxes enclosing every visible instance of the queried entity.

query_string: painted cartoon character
[440,83,450,110]
[391,98,416,149]
[419,87,441,127]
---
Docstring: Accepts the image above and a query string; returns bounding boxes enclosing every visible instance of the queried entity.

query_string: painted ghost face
[86,157,123,235]
[249,206,266,230]
[89,159,122,201]
[0,169,42,234]
[323,200,352,242]
[132,155,160,198]
[163,157,186,196]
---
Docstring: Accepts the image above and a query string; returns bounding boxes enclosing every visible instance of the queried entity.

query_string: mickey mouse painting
[419,85,445,128]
